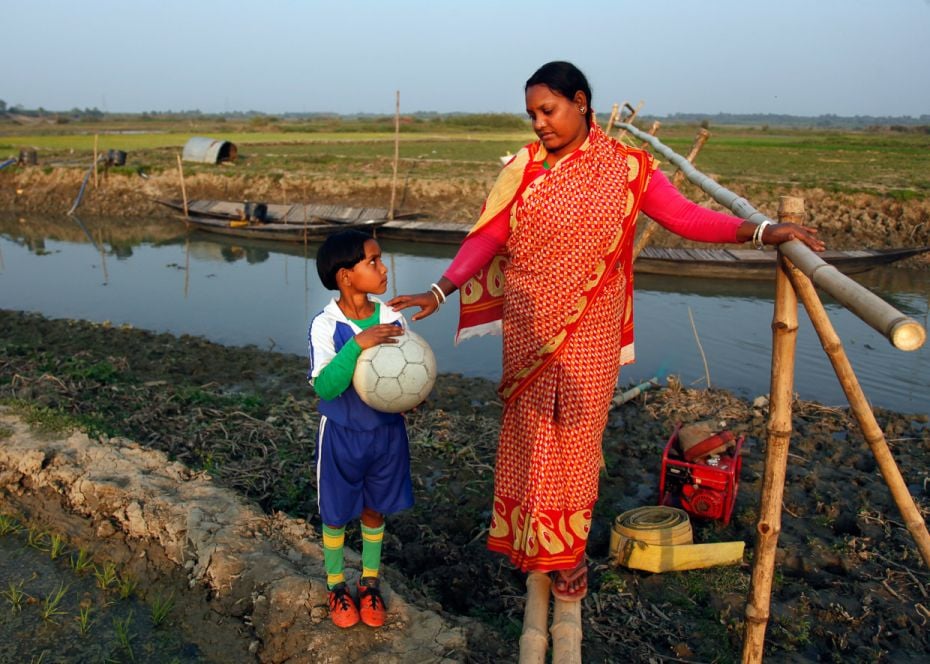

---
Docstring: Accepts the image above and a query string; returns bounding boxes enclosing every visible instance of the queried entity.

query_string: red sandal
[550,560,588,601]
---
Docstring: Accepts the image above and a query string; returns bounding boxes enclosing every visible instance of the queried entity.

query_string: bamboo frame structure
[614,123,930,661]
[631,127,710,260]
[604,102,620,135]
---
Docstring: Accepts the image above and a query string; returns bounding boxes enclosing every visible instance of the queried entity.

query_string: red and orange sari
[458,124,655,572]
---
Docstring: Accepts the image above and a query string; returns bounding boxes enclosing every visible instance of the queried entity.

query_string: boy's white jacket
[308,296,406,382]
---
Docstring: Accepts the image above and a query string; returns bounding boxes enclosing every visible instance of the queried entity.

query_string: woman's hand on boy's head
[387,292,439,322]
[355,324,404,350]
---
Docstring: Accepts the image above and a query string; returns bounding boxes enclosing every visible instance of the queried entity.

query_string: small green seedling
[150,592,175,627]
[70,548,94,574]
[49,533,67,560]
[40,582,69,623]
[76,605,95,636]
[2,580,29,613]
[94,562,118,590]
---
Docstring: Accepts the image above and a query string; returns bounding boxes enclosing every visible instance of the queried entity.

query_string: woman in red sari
[389,61,823,600]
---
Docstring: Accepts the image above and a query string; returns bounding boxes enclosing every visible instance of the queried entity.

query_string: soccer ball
[353,329,437,413]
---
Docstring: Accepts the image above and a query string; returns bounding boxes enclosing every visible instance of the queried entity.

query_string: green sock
[361,522,385,580]
[322,524,346,589]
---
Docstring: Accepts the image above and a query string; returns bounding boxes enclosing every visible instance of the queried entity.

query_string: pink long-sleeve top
[442,168,743,288]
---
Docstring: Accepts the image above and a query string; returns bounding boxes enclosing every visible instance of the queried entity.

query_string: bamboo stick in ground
[784,257,930,568]
[519,572,550,664]
[741,197,803,664]
[388,90,400,221]
[93,134,99,189]
[176,153,189,222]
[550,598,582,664]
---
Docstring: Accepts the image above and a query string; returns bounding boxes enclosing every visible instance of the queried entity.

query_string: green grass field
[2,115,928,198]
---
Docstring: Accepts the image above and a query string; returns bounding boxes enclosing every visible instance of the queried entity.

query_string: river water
[1,216,928,415]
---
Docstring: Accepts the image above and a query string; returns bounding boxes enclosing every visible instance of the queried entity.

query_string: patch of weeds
[0,513,22,536]
[113,610,137,662]
[118,574,138,600]
[0,424,13,439]
[5,400,78,435]
[70,548,94,574]
[60,357,121,383]
[29,652,49,664]
[40,582,69,623]
[150,591,175,627]
[94,561,119,591]
[2,579,29,613]
[76,604,95,636]
[598,569,628,594]
[48,533,67,560]
[26,527,49,551]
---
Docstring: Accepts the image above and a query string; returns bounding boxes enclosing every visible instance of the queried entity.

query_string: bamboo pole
[176,153,189,222]
[741,198,802,664]
[632,127,710,260]
[780,242,926,351]
[784,258,930,568]
[550,599,582,664]
[93,134,99,189]
[388,90,400,221]
[519,572,550,664]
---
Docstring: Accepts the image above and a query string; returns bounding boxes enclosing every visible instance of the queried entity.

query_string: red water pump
[659,423,744,525]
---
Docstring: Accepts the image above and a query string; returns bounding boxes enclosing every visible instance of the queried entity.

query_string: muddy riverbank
[1,310,928,662]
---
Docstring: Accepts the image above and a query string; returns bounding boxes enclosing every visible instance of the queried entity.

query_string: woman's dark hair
[315,230,372,290]
[525,61,593,127]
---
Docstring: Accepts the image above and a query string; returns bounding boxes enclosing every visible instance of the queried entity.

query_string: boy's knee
[360,508,384,527]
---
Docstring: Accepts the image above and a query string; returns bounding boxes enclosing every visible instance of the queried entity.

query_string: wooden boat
[175,213,387,242]
[155,198,411,225]
[634,246,930,279]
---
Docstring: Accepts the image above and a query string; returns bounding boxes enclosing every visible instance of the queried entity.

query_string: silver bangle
[429,283,447,304]
[752,220,772,250]
[429,289,442,307]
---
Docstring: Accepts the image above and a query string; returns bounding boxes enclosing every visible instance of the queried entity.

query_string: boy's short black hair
[316,230,373,290]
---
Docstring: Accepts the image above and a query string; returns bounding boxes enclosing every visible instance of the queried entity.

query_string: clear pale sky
[5,0,929,117]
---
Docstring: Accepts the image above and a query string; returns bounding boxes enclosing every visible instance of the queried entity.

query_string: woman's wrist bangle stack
[429,283,446,306]
[752,220,773,250]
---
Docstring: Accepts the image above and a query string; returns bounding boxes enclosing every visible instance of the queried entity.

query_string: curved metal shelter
[182,136,238,164]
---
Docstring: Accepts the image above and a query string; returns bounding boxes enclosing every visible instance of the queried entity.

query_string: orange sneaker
[356,577,387,627]
[328,583,359,628]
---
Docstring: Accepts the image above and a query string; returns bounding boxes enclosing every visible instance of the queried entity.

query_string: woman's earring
[580,106,586,114]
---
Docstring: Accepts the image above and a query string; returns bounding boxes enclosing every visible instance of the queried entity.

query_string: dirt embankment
[1,310,929,662]
[2,167,930,264]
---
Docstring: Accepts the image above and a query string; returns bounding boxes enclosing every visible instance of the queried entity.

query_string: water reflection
[1,214,928,415]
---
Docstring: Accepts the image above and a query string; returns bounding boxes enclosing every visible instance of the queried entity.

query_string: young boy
[307,230,414,629]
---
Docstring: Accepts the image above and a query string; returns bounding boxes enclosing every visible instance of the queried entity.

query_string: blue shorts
[315,416,414,527]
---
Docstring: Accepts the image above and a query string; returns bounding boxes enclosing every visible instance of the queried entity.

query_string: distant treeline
[1,102,928,131]
[643,112,930,130]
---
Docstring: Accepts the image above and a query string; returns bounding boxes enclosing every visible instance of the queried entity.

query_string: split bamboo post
[604,102,619,135]
[784,258,930,568]
[388,90,400,221]
[632,127,710,260]
[93,134,99,189]
[550,599,582,664]
[519,572,550,664]
[176,153,189,222]
[615,101,642,140]
[741,198,802,664]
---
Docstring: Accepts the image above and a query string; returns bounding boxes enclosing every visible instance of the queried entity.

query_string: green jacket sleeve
[312,337,362,400]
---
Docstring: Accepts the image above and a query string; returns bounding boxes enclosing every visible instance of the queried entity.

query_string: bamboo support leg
[785,261,930,568]
[742,198,803,664]
[550,598,582,664]
[519,572,550,664]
